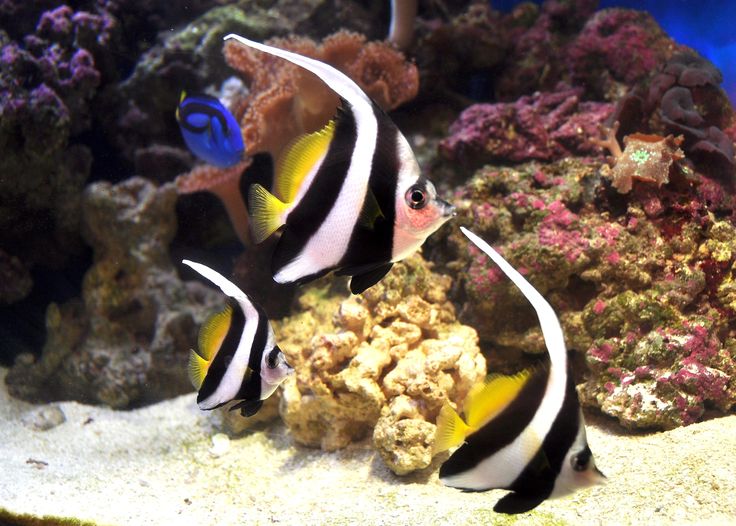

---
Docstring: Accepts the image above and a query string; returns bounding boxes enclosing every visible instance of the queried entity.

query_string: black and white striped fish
[433,227,606,514]
[224,34,455,295]
[182,260,293,417]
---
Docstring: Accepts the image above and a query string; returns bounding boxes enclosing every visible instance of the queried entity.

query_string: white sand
[1,367,734,526]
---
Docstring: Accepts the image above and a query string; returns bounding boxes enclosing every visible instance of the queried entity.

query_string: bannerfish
[182,259,293,417]
[224,34,455,294]
[176,92,244,168]
[433,227,606,514]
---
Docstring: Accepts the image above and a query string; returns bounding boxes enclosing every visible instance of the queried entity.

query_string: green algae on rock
[274,255,485,475]
[5,177,219,408]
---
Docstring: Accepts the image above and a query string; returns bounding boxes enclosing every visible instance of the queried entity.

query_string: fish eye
[405,185,427,210]
[266,347,281,369]
[571,447,592,471]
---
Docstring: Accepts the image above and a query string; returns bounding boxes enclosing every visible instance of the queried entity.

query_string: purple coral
[0,4,114,307]
[567,8,674,99]
[440,87,613,165]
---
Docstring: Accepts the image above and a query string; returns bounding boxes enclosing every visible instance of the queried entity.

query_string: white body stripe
[441,229,570,490]
[223,34,378,282]
[182,260,260,409]
[275,108,376,282]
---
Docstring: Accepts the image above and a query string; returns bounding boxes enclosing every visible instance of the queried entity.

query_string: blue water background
[493,0,736,100]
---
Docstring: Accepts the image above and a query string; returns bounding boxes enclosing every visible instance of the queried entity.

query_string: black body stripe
[234,302,270,402]
[340,102,399,273]
[506,364,582,497]
[438,363,550,482]
[179,94,229,134]
[272,101,359,277]
[197,299,245,404]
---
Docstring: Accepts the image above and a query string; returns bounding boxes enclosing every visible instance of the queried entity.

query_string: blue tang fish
[176,92,245,168]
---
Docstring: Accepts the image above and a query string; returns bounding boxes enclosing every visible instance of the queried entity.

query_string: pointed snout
[437,198,456,218]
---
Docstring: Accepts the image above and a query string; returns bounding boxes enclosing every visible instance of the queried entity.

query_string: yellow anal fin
[188,349,209,390]
[464,369,532,430]
[248,183,289,244]
[433,402,473,455]
[198,304,232,362]
[276,119,336,203]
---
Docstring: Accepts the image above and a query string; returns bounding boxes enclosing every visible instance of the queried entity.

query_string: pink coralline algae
[434,155,736,430]
[567,8,677,100]
[416,1,679,104]
[439,87,613,166]
[583,322,736,429]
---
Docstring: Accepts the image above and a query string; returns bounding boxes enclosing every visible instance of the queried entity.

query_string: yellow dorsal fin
[433,402,473,455]
[188,349,209,390]
[276,119,336,203]
[197,304,232,362]
[248,184,289,244]
[464,369,533,429]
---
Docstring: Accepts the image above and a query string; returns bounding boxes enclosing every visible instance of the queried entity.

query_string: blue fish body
[176,93,244,168]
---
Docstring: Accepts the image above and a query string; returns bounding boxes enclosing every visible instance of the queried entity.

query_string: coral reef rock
[612,52,735,177]
[5,177,219,408]
[276,255,485,475]
[440,87,613,166]
[436,157,736,430]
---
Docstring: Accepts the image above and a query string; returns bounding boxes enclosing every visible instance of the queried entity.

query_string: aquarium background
[1,0,736,524]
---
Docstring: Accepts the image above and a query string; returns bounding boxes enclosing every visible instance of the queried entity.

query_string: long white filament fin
[223,34,372,113]
[182,259,248,303]
[459,227,568,371]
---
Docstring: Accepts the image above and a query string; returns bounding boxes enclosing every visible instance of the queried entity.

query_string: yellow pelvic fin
[188,349,209,390]
[464,369,533,429]
[433,402,473,455]
[248,184,290,244]
[358,189,385,230]
[276,119,336,203]
[197,304,232,362]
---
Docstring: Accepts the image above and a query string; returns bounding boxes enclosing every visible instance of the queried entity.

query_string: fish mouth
[438,199,456,218]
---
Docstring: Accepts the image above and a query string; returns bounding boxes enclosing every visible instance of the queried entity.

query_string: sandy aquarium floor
[0,367,735,526]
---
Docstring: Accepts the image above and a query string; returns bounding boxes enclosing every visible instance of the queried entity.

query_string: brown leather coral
[224,30,419,160]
